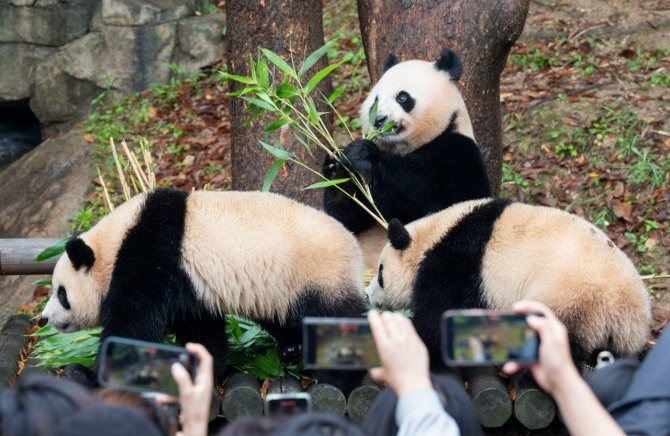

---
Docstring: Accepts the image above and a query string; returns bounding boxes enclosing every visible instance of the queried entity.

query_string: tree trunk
[357,0,530,194]
[226,0,331,208]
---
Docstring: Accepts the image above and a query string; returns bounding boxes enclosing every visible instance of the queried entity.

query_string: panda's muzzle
[374,115,388,129]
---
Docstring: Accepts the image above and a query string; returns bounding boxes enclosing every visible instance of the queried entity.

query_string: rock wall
[0,0,225,135]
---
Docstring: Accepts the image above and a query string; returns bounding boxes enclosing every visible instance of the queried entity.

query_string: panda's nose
[374,115,388,129]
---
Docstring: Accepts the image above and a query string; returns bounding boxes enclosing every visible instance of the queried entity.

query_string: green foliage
[220,40,393,228]
[225,315,301,379]
[31,325,102,368]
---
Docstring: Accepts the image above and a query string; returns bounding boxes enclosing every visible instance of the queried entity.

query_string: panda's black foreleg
[174,311,228,383]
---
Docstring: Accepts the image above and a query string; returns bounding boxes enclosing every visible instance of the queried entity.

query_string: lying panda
[365,198,651,368]
[323,48,492,271]
[42,188,367,385]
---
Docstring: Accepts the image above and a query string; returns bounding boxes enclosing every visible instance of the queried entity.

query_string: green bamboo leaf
[306,97,319,124]
[293,133,314,158]
[303,178,350,190]
[368,98,379,129]
[261,48,297,79]
[257,57,269,88]
[242,107,263,127]
[264,117,292,132]
[249,56,257,82]
[297,40,337,79]
[328,85,346,103]
[33,237,68,262]
[219,72,256,85]
[304,60,343,94]
[260,141,294,161]
[238,325,262,344]
[33,279,52,286]
[262,159,286,192]
[241,96,276,112]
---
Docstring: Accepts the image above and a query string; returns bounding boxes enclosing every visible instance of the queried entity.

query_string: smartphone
[302,317,381,370]
[265,392,312,417]
[98,336,198,396]
[442,309,540,366]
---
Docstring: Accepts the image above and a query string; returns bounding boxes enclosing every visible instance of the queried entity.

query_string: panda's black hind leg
[174,312,229,383]
[63,363,97,388]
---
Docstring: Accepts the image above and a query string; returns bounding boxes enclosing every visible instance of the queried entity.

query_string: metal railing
[0,238,61,275]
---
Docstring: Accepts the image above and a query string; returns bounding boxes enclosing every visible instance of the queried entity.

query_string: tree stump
[307,382,347,416]
[346,374,383,423]
[0,314,32,385]
[464,367,512,428]
[512,369,556,429]
[221,372,263,420]
[267,376,303,395]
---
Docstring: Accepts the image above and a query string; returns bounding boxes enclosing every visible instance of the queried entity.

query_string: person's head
[0,374,101,436]
[97,388,172,435]
[47,404,163,436]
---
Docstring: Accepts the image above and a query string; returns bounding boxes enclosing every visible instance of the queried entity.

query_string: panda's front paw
[343,139,377,177]
[63,363,98,388]
[322,154,345,180]
[278,344,302,363]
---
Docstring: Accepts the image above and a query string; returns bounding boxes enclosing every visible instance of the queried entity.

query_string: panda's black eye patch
[57,286,71,310]
[378,264,384,288]
[395,91,415,112]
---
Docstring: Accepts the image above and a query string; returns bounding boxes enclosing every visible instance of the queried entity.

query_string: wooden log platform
[307,382,347,416]
[346,374,382,423]
[464,367,513,428]
[512,369,556,429]
[221,372,263,420]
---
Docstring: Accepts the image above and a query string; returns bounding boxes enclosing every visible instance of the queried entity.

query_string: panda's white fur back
[180,191,363,320]
[368,198,651,358]
[480,202,650,356]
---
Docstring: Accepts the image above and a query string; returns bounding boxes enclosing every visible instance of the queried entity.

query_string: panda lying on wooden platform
[42,188,367,386]
[365,198,651,368]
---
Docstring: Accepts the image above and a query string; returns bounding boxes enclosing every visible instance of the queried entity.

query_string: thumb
[171,362,193,393]
[368,367,386,383]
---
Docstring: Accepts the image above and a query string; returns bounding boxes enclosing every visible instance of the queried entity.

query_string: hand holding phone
[98,336,199,396]
[302,317,381,370]
[442,309,541,366]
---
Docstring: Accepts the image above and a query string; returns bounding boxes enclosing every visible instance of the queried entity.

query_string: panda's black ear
[383,53,400,72]
[388,219,412,251]
[65,237,95,271]
[435,48,463,81]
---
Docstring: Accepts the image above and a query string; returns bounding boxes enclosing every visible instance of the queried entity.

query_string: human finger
[171,361,193,393]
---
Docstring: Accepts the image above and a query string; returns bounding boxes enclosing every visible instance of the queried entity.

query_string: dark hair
[271,413,368,436]
[0,374,101,436]
[97,388,172,435]
[217,415,280,436]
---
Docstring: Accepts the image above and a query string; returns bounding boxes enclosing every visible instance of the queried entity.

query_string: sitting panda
[323,48,492,271]
[365,198,651,368]
[42,188,367,386]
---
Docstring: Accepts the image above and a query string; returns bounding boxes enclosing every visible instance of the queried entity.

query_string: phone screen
[442,310,540,366]
[98,336,197,396]
[265,393,312,417]
[302,317,381,370]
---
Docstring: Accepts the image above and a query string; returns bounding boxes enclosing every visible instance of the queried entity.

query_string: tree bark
[357,0,530,194]
[226,0,331,207]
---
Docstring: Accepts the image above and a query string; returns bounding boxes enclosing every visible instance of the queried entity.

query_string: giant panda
[323,48,492,271]
[365,198,651,368]
[42,188,366,385]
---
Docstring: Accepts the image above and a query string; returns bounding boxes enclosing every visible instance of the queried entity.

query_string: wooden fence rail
[0,238,61,275]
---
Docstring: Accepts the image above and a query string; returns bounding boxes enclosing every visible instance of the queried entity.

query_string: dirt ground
[501,0,670,334]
